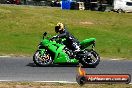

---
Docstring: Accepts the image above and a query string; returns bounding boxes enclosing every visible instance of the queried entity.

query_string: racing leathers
[53,29,80,52]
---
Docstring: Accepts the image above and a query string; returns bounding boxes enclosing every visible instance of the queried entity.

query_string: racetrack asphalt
[0,57,132,83]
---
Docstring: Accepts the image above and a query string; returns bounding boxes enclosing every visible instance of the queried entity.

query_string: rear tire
[80,50,100,68]
[33,50,53,67]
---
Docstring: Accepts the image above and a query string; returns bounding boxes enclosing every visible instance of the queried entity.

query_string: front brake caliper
[39,49,46,56]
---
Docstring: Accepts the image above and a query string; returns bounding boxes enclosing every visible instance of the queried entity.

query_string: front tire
[33,50,53,67]
[80,50,100,68]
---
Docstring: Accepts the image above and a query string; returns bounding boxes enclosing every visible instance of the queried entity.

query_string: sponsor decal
[76,66,131,85]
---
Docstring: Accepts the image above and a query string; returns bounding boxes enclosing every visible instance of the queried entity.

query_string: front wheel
[33,50,53,67]
[80,50,100,68]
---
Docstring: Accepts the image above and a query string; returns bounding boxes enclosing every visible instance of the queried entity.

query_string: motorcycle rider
[52,22,80,52]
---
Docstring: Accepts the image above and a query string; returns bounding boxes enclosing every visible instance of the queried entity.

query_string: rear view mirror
[43,32,47,39]
[43,32,47,36]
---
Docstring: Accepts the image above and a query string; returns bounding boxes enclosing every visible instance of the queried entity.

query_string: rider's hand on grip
[50,35,58,41]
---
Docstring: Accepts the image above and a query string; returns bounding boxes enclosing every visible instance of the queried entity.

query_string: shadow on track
[26,63,96,68]
[26,63,79,67]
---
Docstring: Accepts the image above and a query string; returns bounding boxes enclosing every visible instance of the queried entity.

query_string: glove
[50,35,58,41]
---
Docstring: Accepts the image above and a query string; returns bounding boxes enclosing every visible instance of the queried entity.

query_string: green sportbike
[33,32,100,67]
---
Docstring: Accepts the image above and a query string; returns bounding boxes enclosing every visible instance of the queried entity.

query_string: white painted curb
[34,81,76,83]
[0,80,12,81]
[110,59,120,60]
[0,80,76,83]
[0,56,11,58]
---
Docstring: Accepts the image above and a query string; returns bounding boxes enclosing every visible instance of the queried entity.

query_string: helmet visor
[55,26,60,33]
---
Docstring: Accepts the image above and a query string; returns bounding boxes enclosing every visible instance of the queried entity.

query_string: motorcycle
[33,32,100,67]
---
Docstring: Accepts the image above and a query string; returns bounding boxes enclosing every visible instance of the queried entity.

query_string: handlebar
[42,32,64,44]
[43,32,47,39]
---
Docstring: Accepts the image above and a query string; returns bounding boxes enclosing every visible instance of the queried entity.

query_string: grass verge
[0,82,132,88]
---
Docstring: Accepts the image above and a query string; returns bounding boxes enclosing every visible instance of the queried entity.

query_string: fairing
[40,38,78,64]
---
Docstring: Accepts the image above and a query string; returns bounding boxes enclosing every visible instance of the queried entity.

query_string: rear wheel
[33,50,53,66]
[80,50,100,68]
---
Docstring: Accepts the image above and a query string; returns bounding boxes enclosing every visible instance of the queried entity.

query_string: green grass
[0,5,132,59]
[0,82,132,88]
